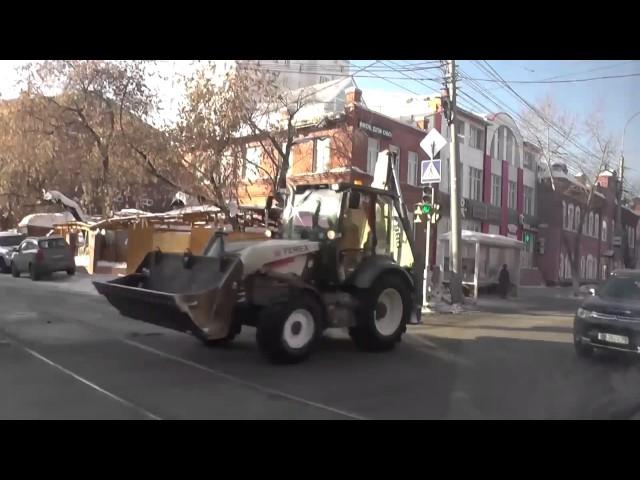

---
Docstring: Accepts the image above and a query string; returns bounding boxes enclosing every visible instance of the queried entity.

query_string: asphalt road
[2,273,640,420]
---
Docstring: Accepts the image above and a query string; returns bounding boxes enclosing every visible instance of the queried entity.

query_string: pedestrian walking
[498,264,510,299]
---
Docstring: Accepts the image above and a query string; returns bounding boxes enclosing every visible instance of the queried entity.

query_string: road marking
[4,335,161,420]
[405,333,472,366]
[123,339,367,420]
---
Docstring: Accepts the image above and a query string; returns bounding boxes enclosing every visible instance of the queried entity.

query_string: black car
[574,269,640,358]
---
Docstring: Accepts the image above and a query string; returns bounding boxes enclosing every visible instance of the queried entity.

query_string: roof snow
[18,212,76,229]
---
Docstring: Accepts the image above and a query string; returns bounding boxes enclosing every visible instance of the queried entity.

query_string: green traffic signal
[421,203,432,214]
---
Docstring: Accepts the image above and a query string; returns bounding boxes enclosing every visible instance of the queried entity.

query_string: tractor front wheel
[256,293,322,364]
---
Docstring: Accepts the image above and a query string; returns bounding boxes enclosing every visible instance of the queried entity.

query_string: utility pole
[444,60,463,305]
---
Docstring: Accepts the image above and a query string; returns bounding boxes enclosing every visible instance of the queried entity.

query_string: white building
[210,60,350,91]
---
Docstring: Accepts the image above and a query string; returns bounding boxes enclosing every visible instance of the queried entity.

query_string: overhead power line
[461,71,640,84]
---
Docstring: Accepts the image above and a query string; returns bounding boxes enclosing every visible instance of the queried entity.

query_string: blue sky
[351,60,640,191]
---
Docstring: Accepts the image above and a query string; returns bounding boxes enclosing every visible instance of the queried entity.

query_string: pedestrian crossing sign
[421,159,441,184]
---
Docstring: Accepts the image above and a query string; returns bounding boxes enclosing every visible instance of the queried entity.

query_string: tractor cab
[278,182,416,288]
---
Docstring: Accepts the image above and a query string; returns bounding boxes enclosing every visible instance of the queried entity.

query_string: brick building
[536,164,639,285]
[237,80,432,252]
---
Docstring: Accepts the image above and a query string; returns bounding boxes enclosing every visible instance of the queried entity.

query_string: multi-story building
[236,79,430,251]
[206,60,350,91]
[365,91,543,284]
[536,165,639,285]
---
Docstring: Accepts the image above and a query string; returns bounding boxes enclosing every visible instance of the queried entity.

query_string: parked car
[573,269,640,358]
[10,235,75,281]
[0,232,26,273]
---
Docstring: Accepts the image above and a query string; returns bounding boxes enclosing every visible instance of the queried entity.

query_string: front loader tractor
[93,153,423,363]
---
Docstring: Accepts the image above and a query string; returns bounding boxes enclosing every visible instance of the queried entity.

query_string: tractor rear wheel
[349,274,411,352]
[256,293,322,364]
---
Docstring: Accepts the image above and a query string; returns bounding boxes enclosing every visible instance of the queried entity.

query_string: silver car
[10,236,76,281]
[0,232,26,273]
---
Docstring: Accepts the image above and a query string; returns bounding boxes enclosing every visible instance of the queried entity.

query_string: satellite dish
[228,200,238,218]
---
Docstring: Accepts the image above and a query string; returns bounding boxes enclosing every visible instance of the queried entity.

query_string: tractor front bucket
[93,250,243,341]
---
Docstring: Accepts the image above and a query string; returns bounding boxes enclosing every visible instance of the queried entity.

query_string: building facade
[237,83,430,254]
[536,165,639,285]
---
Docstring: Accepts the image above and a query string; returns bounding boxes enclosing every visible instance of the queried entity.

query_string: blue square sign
[421,159,441,184]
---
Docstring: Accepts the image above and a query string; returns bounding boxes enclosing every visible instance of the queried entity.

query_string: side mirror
[348,191,361,210]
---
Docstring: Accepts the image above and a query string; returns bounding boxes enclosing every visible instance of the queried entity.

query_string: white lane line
[6,336,161,420]
[123,339,366,420]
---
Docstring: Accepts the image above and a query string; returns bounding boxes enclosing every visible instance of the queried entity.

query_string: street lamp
[615,111,640,268]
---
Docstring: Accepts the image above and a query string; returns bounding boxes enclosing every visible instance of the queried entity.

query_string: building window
[628,225,635,248]
[524,151,535,170]
[367,137,379,175]
[319,76,331,83]
[524,186,534,215]
[580,256,585,279]
[284,60,291,66]
[491,175,501,207]
[508,181,516,209]
[588,212,594,237]
[407,151,418,186]
[456,120,465,144]
[594,214,599,239]
[574,206,581,232]
[469,167,482,201]
[313,137,331,173]
[469,125,483,150]
[559,252,564,279]
[506,131,514,165]
[602,219,607,242]
[567,204,574,232]
[562,201,567,230]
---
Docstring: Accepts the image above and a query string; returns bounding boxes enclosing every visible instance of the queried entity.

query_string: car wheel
[29,264,40,282]
[67,268,76,276]
[11,262,19,278]
[574,337,594,358]
[349,273,411,352]
[256,293,322,364]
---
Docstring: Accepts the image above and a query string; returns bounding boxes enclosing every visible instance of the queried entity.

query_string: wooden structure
[54,205,272,275]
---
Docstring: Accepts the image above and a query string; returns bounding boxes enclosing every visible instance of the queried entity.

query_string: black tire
[256,292,322,364]
[349,273,411,352]
[67,268,76,276]
[29,264,40,282]
[10,262,19,278]
[574,337,594,358]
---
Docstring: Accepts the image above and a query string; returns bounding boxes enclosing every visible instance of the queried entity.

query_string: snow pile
[18,212,76,229]
[97,261,127,269]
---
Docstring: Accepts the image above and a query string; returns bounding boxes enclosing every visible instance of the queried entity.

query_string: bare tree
[19,60,158,215]
[521,98,616,294]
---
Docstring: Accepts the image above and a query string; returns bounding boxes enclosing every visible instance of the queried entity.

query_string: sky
[1,60,639,190]
[350,60,640,191]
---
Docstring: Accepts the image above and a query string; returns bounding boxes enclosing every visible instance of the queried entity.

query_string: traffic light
[430,203,441,224]
[421,187,433,215]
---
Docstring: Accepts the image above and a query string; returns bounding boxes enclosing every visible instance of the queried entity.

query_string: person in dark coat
[498,264,510,298]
